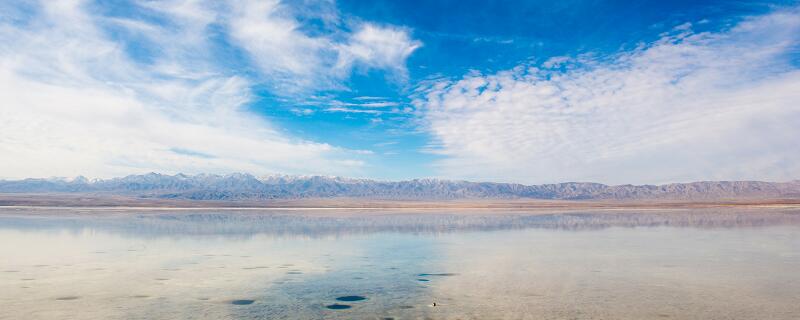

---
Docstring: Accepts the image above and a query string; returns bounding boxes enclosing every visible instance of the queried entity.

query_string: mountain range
[1,173,799,201]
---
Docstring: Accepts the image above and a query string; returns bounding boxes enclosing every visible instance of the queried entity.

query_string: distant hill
[1,173,799,201]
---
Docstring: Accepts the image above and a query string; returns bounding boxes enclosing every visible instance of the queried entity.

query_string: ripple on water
[242,266,269,270]
[231,299,255,305]
[336,295,366,302]
[326,303,351,310]
[417,273,457,277]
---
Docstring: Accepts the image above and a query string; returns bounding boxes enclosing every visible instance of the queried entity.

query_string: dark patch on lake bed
[336,295,366,302]
[55,296,80,301]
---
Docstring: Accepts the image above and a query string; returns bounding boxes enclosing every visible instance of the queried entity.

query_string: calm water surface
[1,208,799,319]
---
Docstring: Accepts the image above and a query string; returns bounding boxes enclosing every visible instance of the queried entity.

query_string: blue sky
[1,0,799,184]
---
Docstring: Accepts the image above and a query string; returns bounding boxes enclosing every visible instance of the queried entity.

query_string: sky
[1,0,799,185]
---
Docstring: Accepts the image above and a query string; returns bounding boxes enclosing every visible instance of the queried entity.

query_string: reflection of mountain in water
[1,209,799,239]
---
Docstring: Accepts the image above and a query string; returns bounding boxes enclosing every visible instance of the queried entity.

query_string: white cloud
[227,0,332,91]
[227,1,420,93]
[324,107,384,115]
[0,0,371,179]
[352,101,400,108]
[353,96,387,101]
[290,108,315,116]
[329,100,400,108]
[337,23,422,78]
[322,99,406,114]
[416,8,800,184]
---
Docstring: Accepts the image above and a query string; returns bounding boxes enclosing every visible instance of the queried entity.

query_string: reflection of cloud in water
[424,218,800,319]
[1,208,798,319]
[0,208,798,239]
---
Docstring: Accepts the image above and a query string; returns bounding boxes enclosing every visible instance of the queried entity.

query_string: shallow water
[1,207,799,319]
